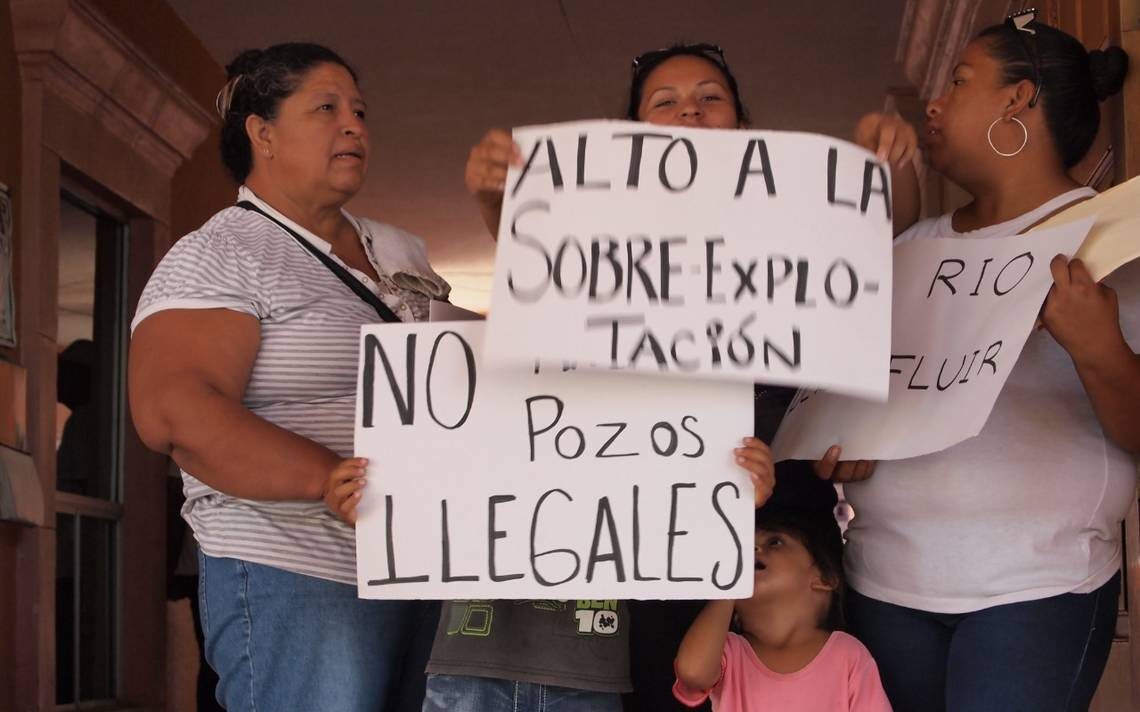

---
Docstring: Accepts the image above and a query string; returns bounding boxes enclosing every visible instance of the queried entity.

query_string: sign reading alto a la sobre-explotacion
[484,120,895,400]
[354,320,755,600]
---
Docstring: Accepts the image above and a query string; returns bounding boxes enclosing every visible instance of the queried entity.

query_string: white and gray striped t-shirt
[132,193,446,584]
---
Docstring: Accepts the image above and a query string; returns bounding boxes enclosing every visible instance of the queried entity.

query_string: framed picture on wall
[0,183,14,348]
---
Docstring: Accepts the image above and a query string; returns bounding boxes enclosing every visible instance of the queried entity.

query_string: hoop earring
[987,117,1028,157]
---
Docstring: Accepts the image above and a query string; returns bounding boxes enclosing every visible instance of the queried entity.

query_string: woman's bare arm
[129,309,339,500]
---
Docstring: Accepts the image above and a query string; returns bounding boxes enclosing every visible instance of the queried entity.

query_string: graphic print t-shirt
[426,599,632,693]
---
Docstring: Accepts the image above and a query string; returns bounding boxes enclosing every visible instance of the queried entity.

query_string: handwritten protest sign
[771,217,1094,462]
[483,120,894,400]
[354,321,754,599]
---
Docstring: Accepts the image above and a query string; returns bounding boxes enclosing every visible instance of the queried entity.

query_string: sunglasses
[1006,8,1043,107]
[631,43,728,76]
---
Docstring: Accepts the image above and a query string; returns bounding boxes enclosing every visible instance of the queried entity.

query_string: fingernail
[827,446,840,457]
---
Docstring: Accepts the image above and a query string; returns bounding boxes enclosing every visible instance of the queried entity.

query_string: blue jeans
[199,553,439,712]
[422,674,623,712]
[847,574,1120,712]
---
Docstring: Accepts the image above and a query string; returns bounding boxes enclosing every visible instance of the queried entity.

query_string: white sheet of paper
[483,120,894,400]
[771,217,1094,462]
[1028,174,1140,281]
[354,321,754,599]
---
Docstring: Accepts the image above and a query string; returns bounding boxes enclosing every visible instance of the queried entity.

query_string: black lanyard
[237,201,401,323]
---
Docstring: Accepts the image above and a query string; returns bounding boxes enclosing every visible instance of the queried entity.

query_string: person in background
[165,460,223,712]
[828,12,1137,712]
[56,339,96,495]
[130,43,448,712]
[459,42,920,712]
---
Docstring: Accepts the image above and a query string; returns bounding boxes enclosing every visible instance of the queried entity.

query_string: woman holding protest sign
[129,43,449,711]
[828,12,1140,712]
[456,42,920,712]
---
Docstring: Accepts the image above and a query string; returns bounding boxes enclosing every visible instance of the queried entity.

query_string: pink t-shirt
[673,631,892,712]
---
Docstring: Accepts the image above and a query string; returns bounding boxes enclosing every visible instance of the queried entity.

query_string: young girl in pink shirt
[674,508,891,711]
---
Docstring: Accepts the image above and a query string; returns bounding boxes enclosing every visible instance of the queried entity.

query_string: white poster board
[354,321,754,599]
[772,217,1094,462]
[1029,174,1140,281]
[484,120,894,400]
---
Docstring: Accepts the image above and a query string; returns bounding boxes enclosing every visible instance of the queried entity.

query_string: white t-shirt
[844,187,1140,613]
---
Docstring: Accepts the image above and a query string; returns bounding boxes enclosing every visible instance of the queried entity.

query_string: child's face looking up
[749,529,824,600]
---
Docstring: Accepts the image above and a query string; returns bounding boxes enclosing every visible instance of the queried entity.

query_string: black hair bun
[225,49,266,79]
[1089,46,1129,101]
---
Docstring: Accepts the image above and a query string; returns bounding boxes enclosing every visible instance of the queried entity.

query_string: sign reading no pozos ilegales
[354,321,754,599]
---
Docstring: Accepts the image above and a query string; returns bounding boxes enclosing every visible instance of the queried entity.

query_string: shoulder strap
[1018,193,1096,235]
[237,201,401,323]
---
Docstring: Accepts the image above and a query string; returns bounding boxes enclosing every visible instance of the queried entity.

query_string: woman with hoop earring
[835,12,1139,712]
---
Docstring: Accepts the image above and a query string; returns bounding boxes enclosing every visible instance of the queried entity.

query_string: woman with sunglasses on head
[454,43,920,712]
[836,14,1137,712]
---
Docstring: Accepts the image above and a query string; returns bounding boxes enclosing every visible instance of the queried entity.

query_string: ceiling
[166,0,908,311]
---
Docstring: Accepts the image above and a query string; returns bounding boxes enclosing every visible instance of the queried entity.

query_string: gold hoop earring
[987,117,1028,157]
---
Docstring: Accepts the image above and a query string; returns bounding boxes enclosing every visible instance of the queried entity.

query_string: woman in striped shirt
[130,43,448,712]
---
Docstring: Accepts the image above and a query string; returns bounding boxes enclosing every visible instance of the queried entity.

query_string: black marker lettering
[735,139,777,197]
[530,489,581,586]
[710,482,744,591]
[667,483,702,582]
[488,495,524,582]
[586,497,627,582]
[367,495,430,586]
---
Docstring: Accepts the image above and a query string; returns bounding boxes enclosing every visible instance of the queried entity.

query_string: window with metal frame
[54,188,128,708]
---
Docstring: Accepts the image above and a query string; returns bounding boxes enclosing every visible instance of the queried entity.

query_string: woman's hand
[735,437,775,507]
[1041,256,1140,455]
[323,457,368,525]
[854,111,919,167]
[465,129,522,236]
[1041,256,1125,364]
[854,112,920,236]
[814,445,876,483]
